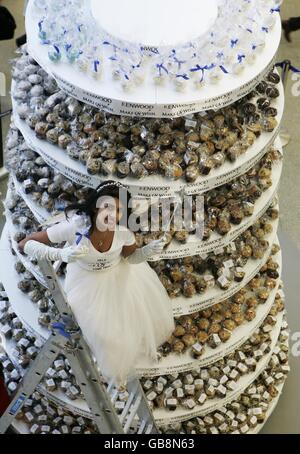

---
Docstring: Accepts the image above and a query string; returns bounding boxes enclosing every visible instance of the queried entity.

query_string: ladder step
[123,395,142,434]
[137,419,146,434]
[119,391,135,424]
[145,423,154,434]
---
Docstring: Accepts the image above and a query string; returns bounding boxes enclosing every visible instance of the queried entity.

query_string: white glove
[127,238,166,264]
[60,245,89,263]
[143,238,166,256]
[24,240,89,264]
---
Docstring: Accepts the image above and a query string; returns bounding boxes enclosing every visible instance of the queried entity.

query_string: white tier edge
[26,1,282,117]
[11,82,284,199]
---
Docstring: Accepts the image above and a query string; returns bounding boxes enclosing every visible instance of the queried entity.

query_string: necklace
[96,233,112,248]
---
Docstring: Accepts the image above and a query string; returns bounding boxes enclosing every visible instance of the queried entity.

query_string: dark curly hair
[65,180,132,229]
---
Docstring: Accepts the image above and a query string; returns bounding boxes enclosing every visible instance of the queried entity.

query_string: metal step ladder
[0,258,159,434]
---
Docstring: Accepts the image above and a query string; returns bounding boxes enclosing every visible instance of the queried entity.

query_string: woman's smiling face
[95,196,124,231]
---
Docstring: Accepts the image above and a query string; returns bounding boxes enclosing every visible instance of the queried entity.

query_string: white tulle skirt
[64,259,175,385]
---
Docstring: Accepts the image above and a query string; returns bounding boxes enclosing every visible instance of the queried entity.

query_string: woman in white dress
[18,181,175,385]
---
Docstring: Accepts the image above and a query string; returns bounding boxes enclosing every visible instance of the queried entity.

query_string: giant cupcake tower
[0,0,290,434]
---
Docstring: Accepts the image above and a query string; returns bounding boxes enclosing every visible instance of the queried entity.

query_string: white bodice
[47,214,136,271]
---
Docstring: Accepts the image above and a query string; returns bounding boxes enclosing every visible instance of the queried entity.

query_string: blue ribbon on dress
[75,231,90,245]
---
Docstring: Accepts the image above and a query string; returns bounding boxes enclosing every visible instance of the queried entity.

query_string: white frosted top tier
[90,0,219,47]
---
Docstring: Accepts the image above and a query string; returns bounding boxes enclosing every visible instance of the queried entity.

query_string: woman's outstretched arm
[18,231,51,253]
[18,230,88,263]
[18,217,78,253]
